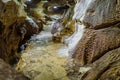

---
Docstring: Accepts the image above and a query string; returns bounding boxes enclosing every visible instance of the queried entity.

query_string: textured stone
[0,0,26,64]
[0,0,26,27]
[73,25,120,65]
[0,0,43,64]
[73,0,120,29]
[81,47,120,80]
[72,1,120,79]
[0,59,29,80]
[99,61,120,80]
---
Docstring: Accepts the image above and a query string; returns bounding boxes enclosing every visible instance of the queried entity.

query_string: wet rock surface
[0,0,26,64]
[0,0,43,64]
[73,0,120,29]
[73,26,120,65]
[72,0,120,80]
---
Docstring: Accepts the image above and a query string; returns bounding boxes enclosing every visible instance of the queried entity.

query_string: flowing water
[16,17,86,80]
[16,19,71,80]
[16,1,86,79]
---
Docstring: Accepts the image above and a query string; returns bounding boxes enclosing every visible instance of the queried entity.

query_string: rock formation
[0,0,42,64]
[0,0,26,64]
[73,0,120,29]
[73,26,120,65]
[81,47,120,80]
[0,59,29,80]
[72,0,120,80]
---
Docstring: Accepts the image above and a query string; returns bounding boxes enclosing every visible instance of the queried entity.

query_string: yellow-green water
[16,23,70,80]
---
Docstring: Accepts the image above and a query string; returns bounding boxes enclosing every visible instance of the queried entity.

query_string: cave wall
[0,0,27,64]
[0,0,42,64]
[72,0,120,79]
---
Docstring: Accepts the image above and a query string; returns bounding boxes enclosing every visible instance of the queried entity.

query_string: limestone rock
[0,21,25,64]
[0,0,26,27]
[73,0,120,29]
[81,47,120,80]
[0,59,29,80]
[72,1,120,79]
[99,61,120,80]
[0,0,43,64]
[73,25,120,65]
[0,0,27,64]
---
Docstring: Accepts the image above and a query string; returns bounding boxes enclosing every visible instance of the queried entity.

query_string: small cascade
[65,23,85,56]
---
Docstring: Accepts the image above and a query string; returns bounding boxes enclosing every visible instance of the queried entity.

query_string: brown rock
[99,61,120,80]
[0,21,24,64]
[73,25,120,65]
[0,59,29,80]
[0,0,26,27]
[0,0,43,64]
[52,36,62,43]
[81,47,120,80]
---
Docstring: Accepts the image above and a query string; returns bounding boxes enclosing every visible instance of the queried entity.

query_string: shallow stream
[16,19,71,80]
